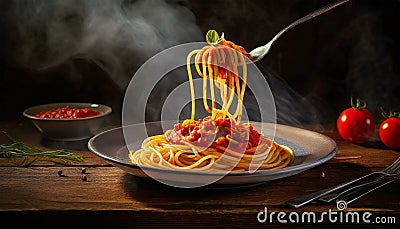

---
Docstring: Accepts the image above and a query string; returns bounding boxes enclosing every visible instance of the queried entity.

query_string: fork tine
[390,159,400,174]
[385,157,400,173]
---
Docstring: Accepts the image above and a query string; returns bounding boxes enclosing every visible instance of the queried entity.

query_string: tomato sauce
[35,106,101,119]
[165,117,262,154]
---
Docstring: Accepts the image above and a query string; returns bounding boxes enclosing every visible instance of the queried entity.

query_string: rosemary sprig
[0,131,84,166]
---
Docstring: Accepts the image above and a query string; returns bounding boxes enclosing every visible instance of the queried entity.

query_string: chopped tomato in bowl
[23,103,112,141]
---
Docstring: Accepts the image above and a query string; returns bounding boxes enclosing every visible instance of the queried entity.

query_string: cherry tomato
[337,98,376,143]
[379,114,400,150]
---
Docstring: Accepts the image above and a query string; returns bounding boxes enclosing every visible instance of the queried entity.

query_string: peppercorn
[57,169,63,177]
[81,167,87,174]
[82,175,88,182]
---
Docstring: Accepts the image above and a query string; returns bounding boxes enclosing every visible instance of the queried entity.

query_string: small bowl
[23,103,112,141]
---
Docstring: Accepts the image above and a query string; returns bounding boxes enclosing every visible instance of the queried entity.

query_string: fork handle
[269,0,349,46]
[249,0,349,62]
[318,173,387,203]
[338,177,395,204]
[285,172,378,208]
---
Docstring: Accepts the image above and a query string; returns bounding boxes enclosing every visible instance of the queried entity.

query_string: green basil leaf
[206,30,223,46]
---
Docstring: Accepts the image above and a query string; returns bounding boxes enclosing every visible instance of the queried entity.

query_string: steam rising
[2,0,203,89]
[0,0,333,128]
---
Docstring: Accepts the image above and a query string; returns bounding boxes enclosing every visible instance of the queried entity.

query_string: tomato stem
[381,107,400,119]
[350,97,366,110]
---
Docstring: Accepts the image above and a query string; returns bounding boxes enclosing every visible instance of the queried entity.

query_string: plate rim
[88,122,337,177]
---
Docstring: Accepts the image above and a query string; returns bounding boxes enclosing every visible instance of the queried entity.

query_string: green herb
[381,107,400,119]
[350,96,367,110]
[206,30,224,46]
[0,131,84,167]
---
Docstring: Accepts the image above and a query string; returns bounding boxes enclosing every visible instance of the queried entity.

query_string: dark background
[1,0,399,128]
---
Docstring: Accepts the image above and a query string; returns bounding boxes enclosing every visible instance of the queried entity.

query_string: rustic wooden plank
[1,120,399,227]
[0,211,352,228]
[0,120,110,166]
[0,153,110,167]
[0,166,398,213]
[3,210,397,228]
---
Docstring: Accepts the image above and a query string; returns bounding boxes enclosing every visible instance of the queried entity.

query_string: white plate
[88,122,337,186]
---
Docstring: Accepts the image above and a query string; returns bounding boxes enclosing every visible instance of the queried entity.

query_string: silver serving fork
[337,160,400,205]
[286,156,400,208]
[319,158,400,203]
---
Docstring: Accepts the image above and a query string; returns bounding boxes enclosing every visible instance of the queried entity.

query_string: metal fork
[285,156,400,208]
[319,158,400,203]
[248,0,349,62]
[337,161,400,204]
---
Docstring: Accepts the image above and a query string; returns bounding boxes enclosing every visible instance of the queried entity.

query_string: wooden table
[0,120,399,227]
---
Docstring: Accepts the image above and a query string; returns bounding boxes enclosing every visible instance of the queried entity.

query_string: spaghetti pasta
[129,31,294,172]
[187,37,248,123]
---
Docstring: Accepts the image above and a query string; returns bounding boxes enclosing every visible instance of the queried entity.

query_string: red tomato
[337,107,376,144]
[379,117,400,150]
